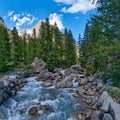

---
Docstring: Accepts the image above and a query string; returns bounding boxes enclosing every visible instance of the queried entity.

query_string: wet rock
[21,79,27,83]
[103,113,113,120]
[28,106,38,116]
[11,90,16,96]
[91,111,100,120]
[9,82,15,87]
[68,90,75,94]
[3,92,9,100]
[73,93,79,97]
[42,81,52,87]
[39,105,50,112]
[16,71,30,79]
[39,98,46,102]
[0,81,4,89]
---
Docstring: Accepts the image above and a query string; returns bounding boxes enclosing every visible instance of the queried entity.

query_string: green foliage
[0,25,10,72]
[11,27,22,66]
[64,29,76,67]
[81,0,120,87]
[0,17,77,72]
[105,87,120,100]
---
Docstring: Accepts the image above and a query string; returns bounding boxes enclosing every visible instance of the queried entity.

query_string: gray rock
[100,91,120,120]
[79,78,88,85]
[103,113,113,120]
[109,102,120,120]
[91,111,100,120]
[16,71,30,79]
[101,91,114,112]
[3,92,9,100]
[3,80,9,87]
[37,70,53,81]
[88,75,95,82]
[96,82,103,91]
[32,57,47,73]
[71,64,84,72]
[0,81,4,89]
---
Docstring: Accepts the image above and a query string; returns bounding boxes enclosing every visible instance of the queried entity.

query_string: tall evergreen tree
[0,25,10,71]
[81,0,120,86]
[11,27,21,66]
[64,29,76,67]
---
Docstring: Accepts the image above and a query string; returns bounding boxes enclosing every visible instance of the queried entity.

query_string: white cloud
[54,0,77,5]
[49,13,64,30]
[54,0,97,14]
[10,14,21,22]
[7,11,37,29]
[8,11,14,17]
[16,17,31,29]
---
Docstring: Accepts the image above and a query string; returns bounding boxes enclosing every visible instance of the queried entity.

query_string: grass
[105,87,120,100]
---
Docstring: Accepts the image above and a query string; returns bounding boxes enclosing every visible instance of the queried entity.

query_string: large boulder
[100,91,120,120]
[16,71,30,79]
[37,70,54,81]
[100,91,114,112]
[103,113,113,120]
[32,57,47,73]
[90,111,100,120]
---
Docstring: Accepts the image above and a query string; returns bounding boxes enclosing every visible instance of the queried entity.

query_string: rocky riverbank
[0,71,30,104]
[31,58,120,120]
[0,58,120,120]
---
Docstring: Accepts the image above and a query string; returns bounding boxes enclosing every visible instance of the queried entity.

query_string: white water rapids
[0,76,87,120]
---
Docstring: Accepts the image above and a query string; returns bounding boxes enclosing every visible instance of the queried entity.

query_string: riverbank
[0,58,120,120]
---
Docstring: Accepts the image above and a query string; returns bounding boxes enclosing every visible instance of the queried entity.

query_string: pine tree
[0,25,10,71]
[11,27,21,66]
[52,23,64,67]
[64,29,76,67]
[81,0,120,86]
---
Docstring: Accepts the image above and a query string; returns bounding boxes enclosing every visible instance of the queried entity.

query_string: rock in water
[0,81,4,89]
[28,106,38,116]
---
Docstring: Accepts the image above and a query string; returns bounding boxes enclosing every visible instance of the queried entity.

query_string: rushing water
[0,76,87,120]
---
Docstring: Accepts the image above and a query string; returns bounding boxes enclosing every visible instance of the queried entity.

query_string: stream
[0,76,87,120]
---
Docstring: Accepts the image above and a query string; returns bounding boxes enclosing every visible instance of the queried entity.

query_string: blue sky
[0,0,97,41]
